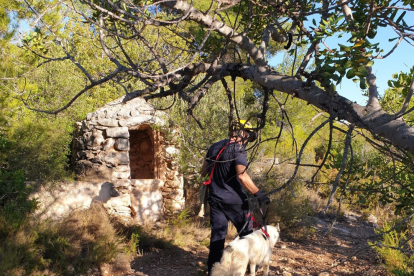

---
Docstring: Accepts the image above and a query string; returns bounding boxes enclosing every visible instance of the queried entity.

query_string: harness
[235,204,270,240]
[203,141,233,186]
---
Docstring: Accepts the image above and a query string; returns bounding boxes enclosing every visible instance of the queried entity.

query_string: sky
[269,25,414,106]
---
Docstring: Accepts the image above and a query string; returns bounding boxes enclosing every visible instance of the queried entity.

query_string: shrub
[0,195,128,276]
[37,202,124,274]
[0,170,41,275]
[370,221,414,275]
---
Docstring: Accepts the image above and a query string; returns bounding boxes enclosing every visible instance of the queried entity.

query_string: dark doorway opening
[129,126,154,179]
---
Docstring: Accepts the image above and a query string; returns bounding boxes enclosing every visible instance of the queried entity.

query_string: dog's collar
[261,228,270,240]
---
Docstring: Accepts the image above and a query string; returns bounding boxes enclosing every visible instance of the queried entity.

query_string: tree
[6,0,412,152]
[2,1,414,205]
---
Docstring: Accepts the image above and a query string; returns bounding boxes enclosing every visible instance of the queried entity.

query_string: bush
[37,203,124,274]
[0,170,38,236]
[370,221,414,275]
[0,191,129,276]
[0,170,41,275]
[1,117,75,182]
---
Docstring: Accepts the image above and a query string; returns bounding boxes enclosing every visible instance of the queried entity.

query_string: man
[200,119,270,275]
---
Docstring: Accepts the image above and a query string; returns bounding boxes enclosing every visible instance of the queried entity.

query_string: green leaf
[343,60,352,69]
[360,77,366,89]
[390,9,398,20]
[312,18,316,25]
[324,65,335,73]
[322,71,332,78]
[336,66,345,75]
[346,68,355,79]
[354,67,368,77]
[396,11,406,24]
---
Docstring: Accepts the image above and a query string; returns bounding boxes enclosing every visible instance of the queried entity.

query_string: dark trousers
[207,198,252,275]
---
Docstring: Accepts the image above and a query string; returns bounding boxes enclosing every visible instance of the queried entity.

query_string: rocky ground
[99,212,389,276]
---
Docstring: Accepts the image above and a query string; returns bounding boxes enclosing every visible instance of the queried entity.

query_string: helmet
[231,119,254,131]
[230,119,258,143]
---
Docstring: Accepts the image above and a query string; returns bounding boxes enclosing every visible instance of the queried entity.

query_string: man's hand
[254,190,270,207]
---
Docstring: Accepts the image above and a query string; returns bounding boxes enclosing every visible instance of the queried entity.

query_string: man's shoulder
[210,139,229,149]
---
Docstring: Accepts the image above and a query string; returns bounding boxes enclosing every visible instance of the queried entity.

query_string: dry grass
[0,201,135,276]
[36,202,130,274]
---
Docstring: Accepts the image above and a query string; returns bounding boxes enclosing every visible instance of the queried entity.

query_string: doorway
[129,126,154,179]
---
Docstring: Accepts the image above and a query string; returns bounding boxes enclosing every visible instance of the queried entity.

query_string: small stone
[115,138,130,151]
[368,214,378,225]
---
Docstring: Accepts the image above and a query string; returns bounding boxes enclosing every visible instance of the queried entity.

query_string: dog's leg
[262,263,269,276]
[249,263,256,276]
[262,254,271,276]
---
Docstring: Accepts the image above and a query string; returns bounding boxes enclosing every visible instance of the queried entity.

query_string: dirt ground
[101,212,389,276]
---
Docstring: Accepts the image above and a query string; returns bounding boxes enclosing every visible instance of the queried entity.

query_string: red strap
[246,212,270,237]
[203,142,231,185]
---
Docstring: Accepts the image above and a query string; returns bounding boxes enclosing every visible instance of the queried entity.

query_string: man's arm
[201,160,209,178]
[236,164,260,194]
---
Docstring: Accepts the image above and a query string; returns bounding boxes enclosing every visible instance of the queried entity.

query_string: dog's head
[265,223,280,246]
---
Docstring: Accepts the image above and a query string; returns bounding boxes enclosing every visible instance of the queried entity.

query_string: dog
[211,224,280,276]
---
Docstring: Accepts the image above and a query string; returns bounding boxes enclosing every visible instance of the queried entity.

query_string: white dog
[211,224,280,276]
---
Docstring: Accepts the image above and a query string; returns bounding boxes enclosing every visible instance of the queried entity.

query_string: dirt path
[103,214,388,276]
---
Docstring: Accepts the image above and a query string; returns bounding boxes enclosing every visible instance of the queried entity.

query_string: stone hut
[71,96,185,223]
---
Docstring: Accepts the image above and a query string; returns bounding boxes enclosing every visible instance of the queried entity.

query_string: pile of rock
[69,96,185,223]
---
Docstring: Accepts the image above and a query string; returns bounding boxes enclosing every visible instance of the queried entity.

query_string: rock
[368,214,378,226]
[131,186,164,223]
[102,151,129,166]
[97,118,119,127]
[345,214,358,222]
[103,138,116,151]
[115,138,130,151]
[106,127,129,138]
[113,179,131,188]
[105,193,131,208]
[334,227,350,236]
[91,129,104,149]
[119,115,154,127]
[29,181,113,221]
[130,179,164,191]
[81,120,92,132]
[112,170,130,180]
[137,105,155,115]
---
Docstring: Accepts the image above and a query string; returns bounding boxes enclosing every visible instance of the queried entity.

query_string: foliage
[0,170,38,230]
[370,221,414,275]
[0,115,75,181]
[381,66,414,124]
[0,200,127,275]
[0,7,124,181]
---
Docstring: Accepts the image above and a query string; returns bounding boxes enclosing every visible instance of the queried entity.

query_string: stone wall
[70,96,185,223]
